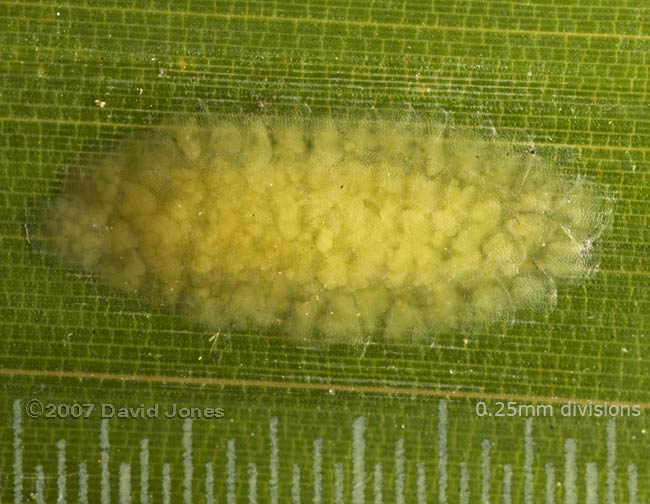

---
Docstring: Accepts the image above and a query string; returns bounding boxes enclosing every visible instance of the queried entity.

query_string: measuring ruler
[5,395,644,503]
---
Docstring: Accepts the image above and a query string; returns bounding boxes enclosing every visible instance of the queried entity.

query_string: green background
[1,0,649,502]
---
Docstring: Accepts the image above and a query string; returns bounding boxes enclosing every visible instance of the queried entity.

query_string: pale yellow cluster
[39,119,609,341]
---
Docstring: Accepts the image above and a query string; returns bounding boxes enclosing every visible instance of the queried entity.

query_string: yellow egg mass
[37,119,610,342]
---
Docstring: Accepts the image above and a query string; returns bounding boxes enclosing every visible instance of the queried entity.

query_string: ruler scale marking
[459,462,470,504]
[205,463,214,504]
[227,439,236,504]
[140,439,149,504]
[352,416,366,504]
[248,462,258,504]
[79,462,89,504]
[57,439,67,504]
[270,417,279,504]
[502,464,512,504]
[524,419,533,504]
[438,400,448,504]
[545,463,555,504]
[564,439,578,504]
[395,438,405,504]
[586,462,598,504]
[119,463,131,504]
[100,419,111,504]
[35,464,45,504]
[628,464,638,504]
[183,419,193,504]
[334,463,344,504]
[607,419,616,504]
[416,461,426,504]
[373,463,383,504]
[313,439,323,504]
[4,399,645,502]
[292,464,301,504]
[13,400,23,504]
[481,439,491,504]
[161,464,171,504]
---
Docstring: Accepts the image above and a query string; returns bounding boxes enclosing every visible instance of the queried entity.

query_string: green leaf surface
[1,0,649,502]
